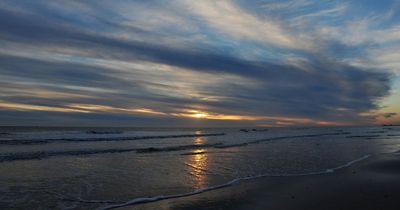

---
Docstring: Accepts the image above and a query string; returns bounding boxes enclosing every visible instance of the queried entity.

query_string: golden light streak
[317,121,346,126]
[66,104,116,112]
[0,101,90,113]
[0,101,166,115]
[0,101,349,126]
[0,87,91,99]
[131,108,167,115]
[65,104,167,115]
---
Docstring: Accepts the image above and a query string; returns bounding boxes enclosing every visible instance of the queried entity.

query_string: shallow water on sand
[0,126,399,209]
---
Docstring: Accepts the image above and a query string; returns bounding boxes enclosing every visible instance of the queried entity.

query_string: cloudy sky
[0,0,399,127]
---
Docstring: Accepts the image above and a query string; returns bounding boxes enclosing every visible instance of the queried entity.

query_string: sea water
[0,126,399,209]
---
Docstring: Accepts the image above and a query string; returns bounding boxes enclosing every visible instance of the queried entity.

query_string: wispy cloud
[180,0,308,49]
[0,0,399,126]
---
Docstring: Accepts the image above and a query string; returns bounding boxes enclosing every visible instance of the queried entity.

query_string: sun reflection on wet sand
[185,134,209,190]
[185,148,208,189]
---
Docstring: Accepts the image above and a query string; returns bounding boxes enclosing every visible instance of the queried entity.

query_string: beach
[126,152,400,210]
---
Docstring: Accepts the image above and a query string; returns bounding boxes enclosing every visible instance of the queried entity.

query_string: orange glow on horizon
[375,114,400,125]
[360,111,400,125]
[171,109,265,121]
[0,100,356,126]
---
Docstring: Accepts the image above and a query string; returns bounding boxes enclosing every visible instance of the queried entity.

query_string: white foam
[97,154,371,210]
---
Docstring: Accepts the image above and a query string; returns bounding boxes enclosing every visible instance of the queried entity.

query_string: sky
[0,0,399,127]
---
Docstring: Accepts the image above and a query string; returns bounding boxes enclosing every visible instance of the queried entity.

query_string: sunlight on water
[0,126,397,209]
[185,134,209,189]
[186,148,208,190]
[194,136,205,145]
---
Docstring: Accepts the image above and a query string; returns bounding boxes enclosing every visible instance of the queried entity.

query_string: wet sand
[124,152,400,210]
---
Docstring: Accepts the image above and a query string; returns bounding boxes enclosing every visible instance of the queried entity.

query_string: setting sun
[193,113,207,118]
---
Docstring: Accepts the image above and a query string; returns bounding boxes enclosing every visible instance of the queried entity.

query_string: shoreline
[122,152,400,210]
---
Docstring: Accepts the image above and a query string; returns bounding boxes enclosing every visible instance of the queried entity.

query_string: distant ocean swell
[0,131,355,162]
[0,133,226,145]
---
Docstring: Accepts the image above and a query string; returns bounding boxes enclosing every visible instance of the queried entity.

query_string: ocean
[0,126,399,209]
